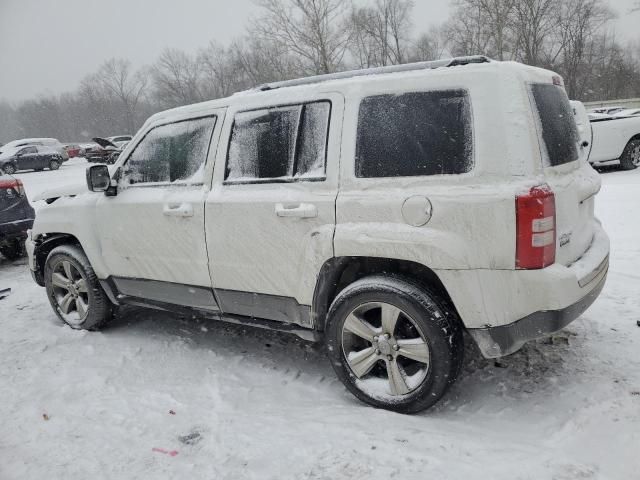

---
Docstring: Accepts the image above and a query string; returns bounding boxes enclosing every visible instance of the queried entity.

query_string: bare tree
[556,0,614,97]
[443,2,494,57]
[511,0,558,65]
[251,0,352,74]
[94,58,148,133]
[151,49,204,108]
[408,27,447,62]
[349,0,415,67]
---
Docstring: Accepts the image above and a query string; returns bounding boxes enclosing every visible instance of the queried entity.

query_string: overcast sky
[0,0,637,102]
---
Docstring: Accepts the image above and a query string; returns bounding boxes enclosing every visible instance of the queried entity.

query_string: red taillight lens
[0,178,25,197]
[516,185,556,269]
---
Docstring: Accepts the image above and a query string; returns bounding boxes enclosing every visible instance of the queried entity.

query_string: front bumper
[467,259,607,357]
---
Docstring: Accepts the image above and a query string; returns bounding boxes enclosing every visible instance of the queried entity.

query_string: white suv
[26,57,609,413]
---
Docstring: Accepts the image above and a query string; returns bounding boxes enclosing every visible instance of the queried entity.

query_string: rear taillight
[516,185,556,269]
[0,178,25,197]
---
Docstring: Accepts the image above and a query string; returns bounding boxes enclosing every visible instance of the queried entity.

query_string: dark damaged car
[85,137,126,164]
[0,174,35,260]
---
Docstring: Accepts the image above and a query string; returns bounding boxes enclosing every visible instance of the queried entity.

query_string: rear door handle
[163,203,194,217]
[275,203,318,218]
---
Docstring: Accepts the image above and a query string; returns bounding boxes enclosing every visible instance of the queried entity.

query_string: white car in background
[590,106,624,115]
[611,108,640,117]
[106,135,133,148]
[589,111,640,169]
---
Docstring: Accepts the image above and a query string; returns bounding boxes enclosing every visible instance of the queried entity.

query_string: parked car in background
[0,145,66,174]
[611,108,640,117]
[26,57,609,413]
[590,113,640,169]
[0,174,35,260]
[590,106,624,115]
[0,138,69,160]
[64,144,84,158]
[570,100,593,158]
[85,137,124,164]
[106,135,132,147]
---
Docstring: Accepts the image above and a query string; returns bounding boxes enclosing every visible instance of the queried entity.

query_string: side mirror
[86,164,111,192]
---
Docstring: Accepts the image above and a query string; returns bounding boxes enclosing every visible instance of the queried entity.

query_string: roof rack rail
[254,55,491,92]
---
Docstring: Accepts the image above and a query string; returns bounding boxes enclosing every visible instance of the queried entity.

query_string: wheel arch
[33,233,83,285]
[311,256,455,331]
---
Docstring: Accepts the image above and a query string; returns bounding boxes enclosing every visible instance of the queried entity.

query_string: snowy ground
[1,160,638,479]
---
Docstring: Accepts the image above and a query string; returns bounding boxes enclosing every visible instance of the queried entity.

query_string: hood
[32,181,88,202]
[92,137,119,149]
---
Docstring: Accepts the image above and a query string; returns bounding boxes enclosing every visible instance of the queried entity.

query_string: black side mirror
[86,164,111,192]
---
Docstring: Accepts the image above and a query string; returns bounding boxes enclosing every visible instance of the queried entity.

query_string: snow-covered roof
[144,57,558,128]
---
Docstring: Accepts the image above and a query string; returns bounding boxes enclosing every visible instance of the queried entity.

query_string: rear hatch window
[531,83,598,267]
[531,84,579,167]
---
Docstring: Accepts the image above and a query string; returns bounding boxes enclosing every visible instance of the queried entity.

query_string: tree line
[1,0,639,144]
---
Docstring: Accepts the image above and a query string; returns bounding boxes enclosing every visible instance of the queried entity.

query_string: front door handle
[275,203,318,218]
[163,203,194,217]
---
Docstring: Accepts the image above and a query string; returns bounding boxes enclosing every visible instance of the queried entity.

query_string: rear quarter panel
[334,64,542,271]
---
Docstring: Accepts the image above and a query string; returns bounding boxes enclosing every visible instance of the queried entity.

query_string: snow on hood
[92,137,119,149]
[32,181,88,202]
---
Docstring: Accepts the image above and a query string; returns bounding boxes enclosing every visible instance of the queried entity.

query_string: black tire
[49,159,61,170]
[620,138,640,170]
[0,238,24,260]
[325,275,464,414]
[44,244,112,330]
[2,163,17,175]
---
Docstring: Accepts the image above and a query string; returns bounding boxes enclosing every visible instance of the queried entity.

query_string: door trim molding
[100,277,312,328]
[214,288,312,327]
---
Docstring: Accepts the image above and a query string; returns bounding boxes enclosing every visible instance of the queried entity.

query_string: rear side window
[356,90,473,178]
[531,84,579,166]
[226,101,330,182]
[125,116,216,185]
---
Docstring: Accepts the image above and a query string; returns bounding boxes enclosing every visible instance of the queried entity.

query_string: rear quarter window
[531,84,579,167]
[355,90,473,178]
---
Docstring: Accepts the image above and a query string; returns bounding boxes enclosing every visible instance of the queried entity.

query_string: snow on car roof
[144,58,560,128]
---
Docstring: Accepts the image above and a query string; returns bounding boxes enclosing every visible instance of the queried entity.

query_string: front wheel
[44,244,112,330]
[49,159,61,170]
[2,163,17,175]
[620,139,640,170]
[325,275,464,414]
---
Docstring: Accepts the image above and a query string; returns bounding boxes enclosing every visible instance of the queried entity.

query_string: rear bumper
[0,218,34,239]
[439,221,609,358]
[467,260,607,357]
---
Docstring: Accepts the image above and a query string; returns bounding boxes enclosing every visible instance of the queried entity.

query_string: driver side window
[124,115,217,186]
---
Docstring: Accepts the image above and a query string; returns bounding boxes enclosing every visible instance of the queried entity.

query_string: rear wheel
[44,244,112,330]
[620,139,640,170]
[2,163,17,175]
[0,238,24,260]
[325,275,464,414]
[49,159,61,170]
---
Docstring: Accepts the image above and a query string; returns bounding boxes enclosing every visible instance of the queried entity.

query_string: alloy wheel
[341,302,431,396]
[632,144,640,167]
[50,260,90,326]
